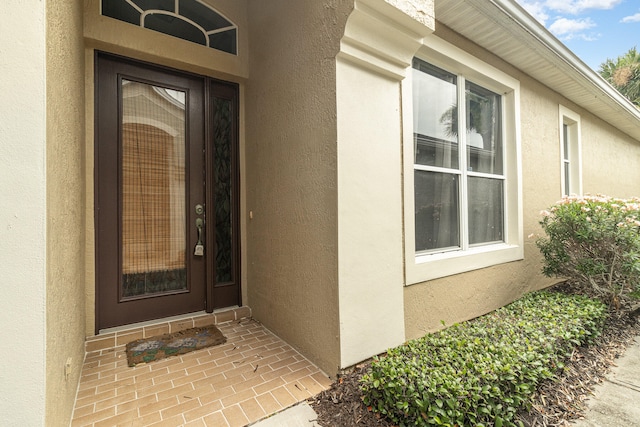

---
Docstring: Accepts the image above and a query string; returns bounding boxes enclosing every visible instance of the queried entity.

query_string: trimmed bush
[360,291,607,427]
[536,195,640,308]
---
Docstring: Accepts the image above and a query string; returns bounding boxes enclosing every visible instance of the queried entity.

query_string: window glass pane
[120,79,187,297]
[209,29,237,55]
[132,0,174,11]
[468,176,503,245]
[466,81,502,175]
[563,123,569,160]
[564,162,571,196]
[179,0,232,30]
[415,170,460,252]
[413,59,459,169]
[145,14,207,46]
[102,0,141,25]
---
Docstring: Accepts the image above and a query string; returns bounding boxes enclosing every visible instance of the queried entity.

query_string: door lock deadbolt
[195,204,204,215]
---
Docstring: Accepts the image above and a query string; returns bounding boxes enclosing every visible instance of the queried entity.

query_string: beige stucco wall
[244,0,353,376]
[581,117,640,197]
[82,0,250,335]
[403,24,640,340]
[45,1,87,425]
[0,2,47,424]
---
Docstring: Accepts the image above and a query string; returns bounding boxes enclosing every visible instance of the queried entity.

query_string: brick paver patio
[71,310,332,427]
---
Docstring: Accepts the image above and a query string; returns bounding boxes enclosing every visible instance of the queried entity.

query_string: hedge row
[360,291,607,427]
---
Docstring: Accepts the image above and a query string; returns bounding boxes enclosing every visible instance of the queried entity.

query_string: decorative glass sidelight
[120,79,188,297]
[212,96,233,284]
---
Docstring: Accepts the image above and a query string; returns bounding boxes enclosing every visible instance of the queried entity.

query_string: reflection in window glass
[412,59,459,169]
[120,79,188,298]
[466,81,502,174]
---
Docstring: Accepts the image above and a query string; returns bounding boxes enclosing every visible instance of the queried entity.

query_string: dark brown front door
[95,53,240,331]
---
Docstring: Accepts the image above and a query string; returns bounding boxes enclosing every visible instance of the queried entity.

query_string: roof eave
[435,0,640,141]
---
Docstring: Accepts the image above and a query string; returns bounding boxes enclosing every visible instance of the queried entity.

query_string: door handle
[194,218,204,256]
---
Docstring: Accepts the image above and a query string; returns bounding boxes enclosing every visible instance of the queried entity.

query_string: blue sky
[514,0,640,70]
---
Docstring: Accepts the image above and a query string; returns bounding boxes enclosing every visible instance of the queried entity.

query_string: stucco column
[0,1,47,424]
[336,0,434,368]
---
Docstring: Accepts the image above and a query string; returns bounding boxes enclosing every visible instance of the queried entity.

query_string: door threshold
[99,310,208,335]
[86,306,251,353]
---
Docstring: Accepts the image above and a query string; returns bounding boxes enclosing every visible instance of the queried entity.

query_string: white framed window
[404,36,523,284]
[559,106,582,196]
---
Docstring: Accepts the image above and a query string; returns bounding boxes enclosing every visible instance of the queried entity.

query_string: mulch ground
[309,285,640,427]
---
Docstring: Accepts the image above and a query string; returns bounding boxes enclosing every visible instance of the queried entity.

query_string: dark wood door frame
[94,52,241,332]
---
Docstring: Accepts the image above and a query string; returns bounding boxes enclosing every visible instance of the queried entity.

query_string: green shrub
[360,291,607,427]
[536,195,640,308]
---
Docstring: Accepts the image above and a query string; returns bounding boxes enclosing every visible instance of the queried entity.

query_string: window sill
[406,243,523,285]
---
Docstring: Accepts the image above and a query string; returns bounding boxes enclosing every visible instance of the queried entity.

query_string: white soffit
[434,0,640,142]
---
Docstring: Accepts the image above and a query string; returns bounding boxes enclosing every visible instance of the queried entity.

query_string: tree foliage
[599,47,640,107]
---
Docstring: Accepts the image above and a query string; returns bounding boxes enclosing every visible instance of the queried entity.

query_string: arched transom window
[102,0,237,55]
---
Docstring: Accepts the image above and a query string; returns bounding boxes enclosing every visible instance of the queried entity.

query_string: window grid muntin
[413,59,506,255]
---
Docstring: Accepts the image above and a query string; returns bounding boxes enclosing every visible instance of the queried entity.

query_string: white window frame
[403,35,523,284]
[559,105,582,197]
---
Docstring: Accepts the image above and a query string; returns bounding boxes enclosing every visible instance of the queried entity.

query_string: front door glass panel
[121,79,187,298]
